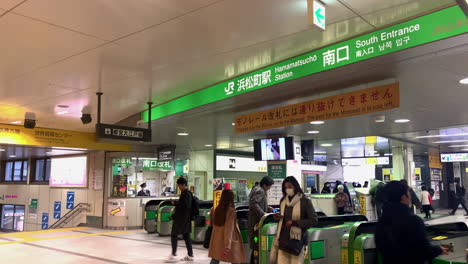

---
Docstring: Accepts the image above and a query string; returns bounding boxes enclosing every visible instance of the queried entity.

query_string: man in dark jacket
[449,182,468,216]
[248,176,274,264]
[375,181,448,264]
[166,177,193,263]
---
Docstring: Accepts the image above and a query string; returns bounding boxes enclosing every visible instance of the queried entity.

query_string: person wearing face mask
[137,183,150,196]
[375,181,449,264]
[269,176,318,264]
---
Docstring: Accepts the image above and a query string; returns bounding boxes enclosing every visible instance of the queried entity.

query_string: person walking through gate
[208,189,245,264]
[375,181,448,264]
[449,182,468,216]
[166,177,194,262]
[248,176,275,264]
[269,176,318,264]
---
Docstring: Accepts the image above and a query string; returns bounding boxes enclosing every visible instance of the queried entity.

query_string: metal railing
[49,203,90,229]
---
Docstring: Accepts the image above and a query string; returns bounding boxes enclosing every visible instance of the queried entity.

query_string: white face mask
[285,188,295,197]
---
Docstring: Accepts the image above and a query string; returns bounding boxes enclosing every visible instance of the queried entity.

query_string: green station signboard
[268,164,287,179]
[142,159,173,171]
[143,6,468,122]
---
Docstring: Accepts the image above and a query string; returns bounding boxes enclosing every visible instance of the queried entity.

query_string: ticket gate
[237,209,250,263]
[258,214,278,264]
[305,215,368,264]
[156,200,175,236]
[191,201,214,243]
[346,221,468,264]
[144,200,164,233]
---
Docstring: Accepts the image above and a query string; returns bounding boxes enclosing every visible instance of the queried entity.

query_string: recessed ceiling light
[384,153,393,156]
[177,132,189,136]
[415,133,468,139]
[57,105,69,108]
[57,110,69,115]
[0,149,5,152]
[232,123,235,126]
[9,155,16,158]
[205,144,213,147]
[310,121,324,125]
[459,77,468,85]
[321,143,333,147]
[10,121,21,124]
[448,144,468,148]
[248,139,254,142]
[307,131,320,134]
[394,119,410,123]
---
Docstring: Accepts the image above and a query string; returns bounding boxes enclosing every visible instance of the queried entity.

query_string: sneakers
[180,255,194,262]
[164,254,177,263]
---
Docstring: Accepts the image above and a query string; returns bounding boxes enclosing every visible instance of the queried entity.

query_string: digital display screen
[254,137,294,161]
[49,156,87,187]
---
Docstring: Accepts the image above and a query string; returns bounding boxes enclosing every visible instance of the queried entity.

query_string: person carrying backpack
[166,177,194,263]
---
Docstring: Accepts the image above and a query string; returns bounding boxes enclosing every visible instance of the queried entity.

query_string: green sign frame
[142,6,468,122]
[268,164,287,179]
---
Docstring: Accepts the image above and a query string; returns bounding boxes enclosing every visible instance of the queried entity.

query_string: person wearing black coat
[375,181,448,264]
[166,177,193,263]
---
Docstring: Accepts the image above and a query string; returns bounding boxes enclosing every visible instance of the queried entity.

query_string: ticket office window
[0,204,25,231]
[2,160,28,183]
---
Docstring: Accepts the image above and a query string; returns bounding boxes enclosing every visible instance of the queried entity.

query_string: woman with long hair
[270,176,318,264]
[208,190,245,264]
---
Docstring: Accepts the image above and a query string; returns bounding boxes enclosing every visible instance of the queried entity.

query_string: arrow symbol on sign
[68,195,73,200]
[315,8,324,24]
[55,213,60,218]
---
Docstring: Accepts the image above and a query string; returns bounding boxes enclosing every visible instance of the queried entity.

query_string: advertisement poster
[414,168,421,181]
[267,179,283,205]
[108,200,126,216]
[382,168,393,182]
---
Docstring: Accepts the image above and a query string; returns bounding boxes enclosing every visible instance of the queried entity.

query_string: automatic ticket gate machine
[156,200,175,236]
[345,221,468,264]
[144,200,163,233]
[237,209,250,264]
[257,214,368,264]
[305,215,368,264]
[191,201,214,243]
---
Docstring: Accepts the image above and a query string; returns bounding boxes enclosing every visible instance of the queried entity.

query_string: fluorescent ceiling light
[232,123,235,126]
[415,133,468,139]
[459,77,468,84]
[57,110,69,115]
[205,144,213,147]
[314,152,326,154]
[177,132,189,136]
[307,131,319,134]
[9,155,16,158]
[384,153,393,156]
[448,144,468,148]
[434,140,468,144]
[321,143,333,147]
[310,121,324,125]
[0,149,5,152]
[248,139,254,142]
[10,121,21,124]
[394,119,410,123]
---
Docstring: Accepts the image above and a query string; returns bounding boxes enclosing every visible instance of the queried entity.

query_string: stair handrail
[49,203,90,229]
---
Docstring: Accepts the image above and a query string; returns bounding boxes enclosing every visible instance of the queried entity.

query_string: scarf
[276,193,303,241]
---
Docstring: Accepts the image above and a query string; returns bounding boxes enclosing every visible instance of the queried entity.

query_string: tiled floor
[0,212,466,264]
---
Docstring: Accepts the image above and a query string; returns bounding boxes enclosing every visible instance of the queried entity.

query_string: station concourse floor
[1,212,467,264]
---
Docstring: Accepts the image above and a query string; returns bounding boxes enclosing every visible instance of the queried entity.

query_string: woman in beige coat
[208,190,246,264]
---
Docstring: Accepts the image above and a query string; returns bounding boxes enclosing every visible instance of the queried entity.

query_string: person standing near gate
[248,176,275,264]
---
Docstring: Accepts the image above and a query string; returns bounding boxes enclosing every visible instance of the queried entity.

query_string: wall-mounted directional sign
[42,213,49,229]
[96,124,151,142]
[308,0,326,30]
[66,191,75,209]
[54,201,61,219]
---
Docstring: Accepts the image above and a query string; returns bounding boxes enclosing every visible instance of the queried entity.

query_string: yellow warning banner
[0,124,131,151]
[235,83,399,133]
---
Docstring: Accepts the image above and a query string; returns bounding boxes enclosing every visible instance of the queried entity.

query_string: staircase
[49,203,90,229]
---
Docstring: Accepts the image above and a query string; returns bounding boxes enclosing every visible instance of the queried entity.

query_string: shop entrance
[1,204,25,232]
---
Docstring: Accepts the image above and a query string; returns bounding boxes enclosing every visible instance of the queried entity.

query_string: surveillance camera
[81,106,92,125]
[24,112,36,129]
[137,120,146,128]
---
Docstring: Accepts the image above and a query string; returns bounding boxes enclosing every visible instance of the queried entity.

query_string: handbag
[278,230,307,256]
[203,226,212,249]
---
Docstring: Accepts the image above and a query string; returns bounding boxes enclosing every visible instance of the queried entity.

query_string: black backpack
[190,194,200,219]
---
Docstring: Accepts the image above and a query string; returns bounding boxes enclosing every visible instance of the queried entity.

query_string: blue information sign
[42,213,49,229]
[54,201,61,219]
[66,191,75,209]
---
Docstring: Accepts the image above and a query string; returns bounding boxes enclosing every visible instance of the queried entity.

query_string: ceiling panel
[0,0,23,10]
[12,0,221,41]
[0,12,104,81]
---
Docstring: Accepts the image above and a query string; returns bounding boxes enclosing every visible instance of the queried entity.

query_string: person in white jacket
[420,186,432,219]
